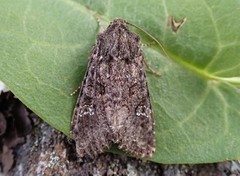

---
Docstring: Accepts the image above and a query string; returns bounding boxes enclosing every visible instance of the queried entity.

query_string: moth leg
[70,86,81,96]
[141,41,156,47]
[143,59,160,76]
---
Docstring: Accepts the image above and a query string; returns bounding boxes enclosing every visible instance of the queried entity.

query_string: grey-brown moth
[71,19,155,158]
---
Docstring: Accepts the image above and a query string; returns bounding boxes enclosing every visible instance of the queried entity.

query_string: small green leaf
[0,0,240,164]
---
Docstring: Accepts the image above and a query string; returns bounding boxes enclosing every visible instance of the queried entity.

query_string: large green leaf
[0,0,240,164]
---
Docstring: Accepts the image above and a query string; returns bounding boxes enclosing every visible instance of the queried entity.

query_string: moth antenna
[126,21,171,60]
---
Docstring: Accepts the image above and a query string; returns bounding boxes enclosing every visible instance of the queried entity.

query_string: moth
[71,19,155,158]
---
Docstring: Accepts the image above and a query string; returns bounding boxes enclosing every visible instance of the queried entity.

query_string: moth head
[97,18,141,61]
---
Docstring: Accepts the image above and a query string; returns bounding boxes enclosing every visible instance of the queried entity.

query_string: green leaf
[0,0,240,164]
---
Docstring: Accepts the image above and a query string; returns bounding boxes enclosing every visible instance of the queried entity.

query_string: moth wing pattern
[71,53,112,157]
[72,19,155,158]
[116,60,155,157]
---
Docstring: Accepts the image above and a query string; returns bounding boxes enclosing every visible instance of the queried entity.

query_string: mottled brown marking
[71,19,155,158]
